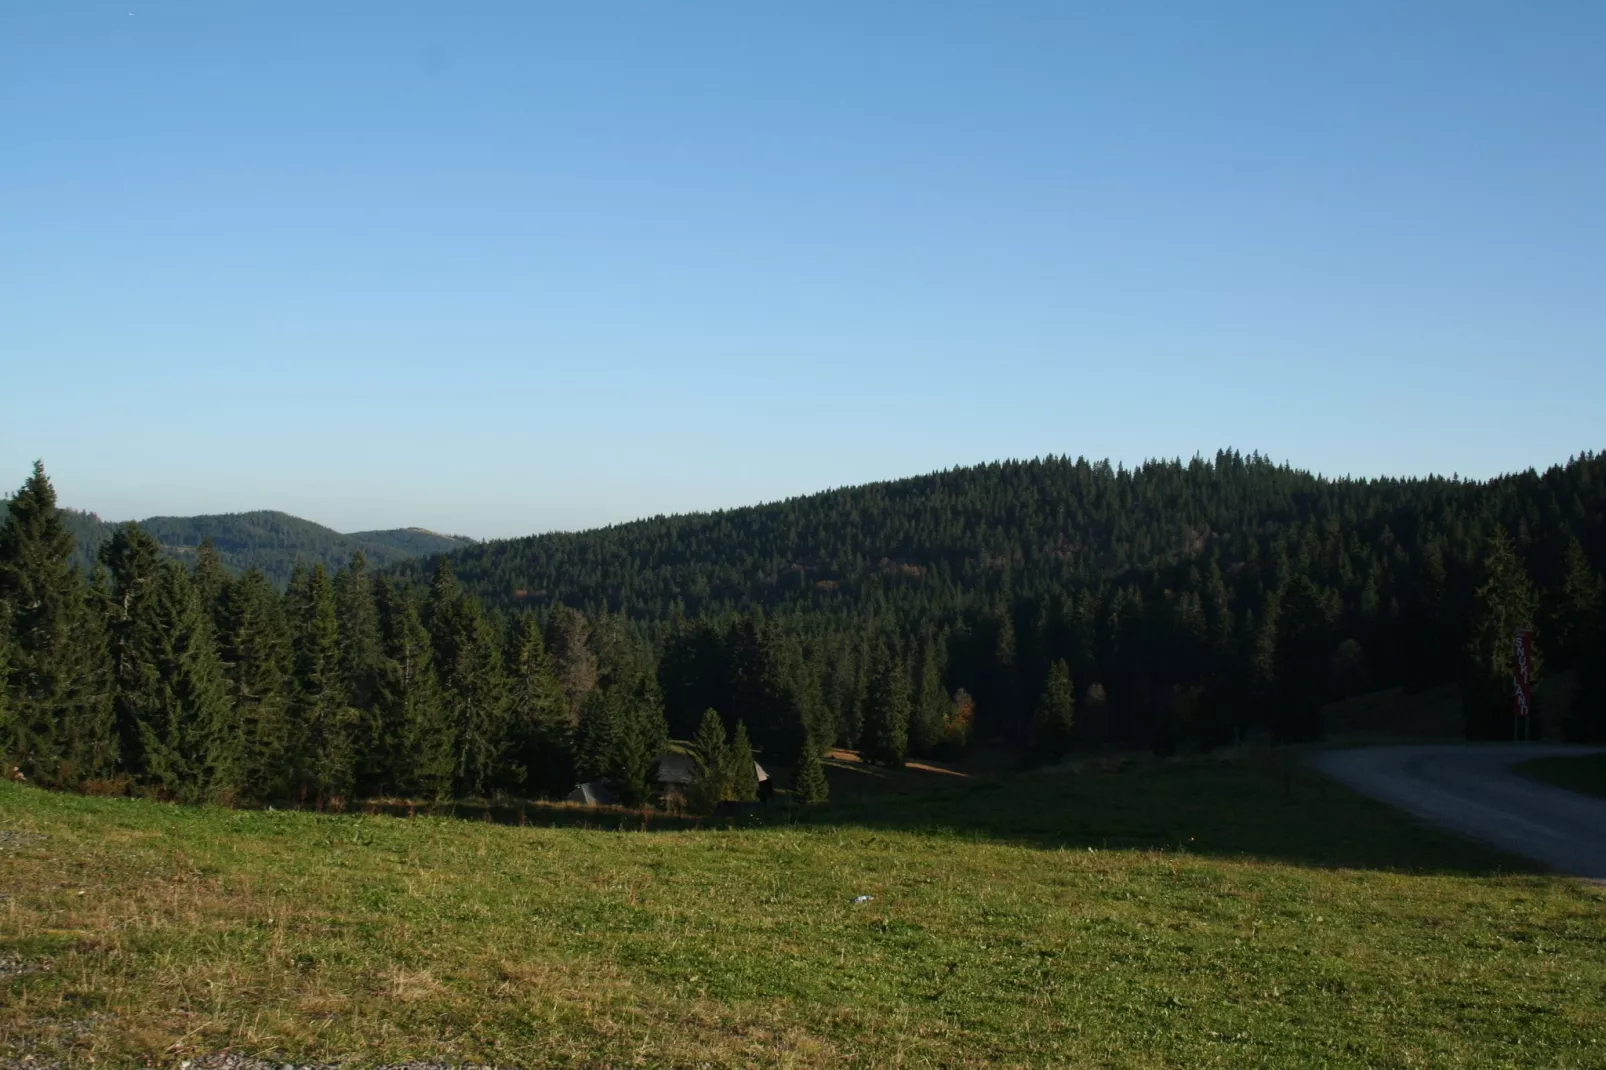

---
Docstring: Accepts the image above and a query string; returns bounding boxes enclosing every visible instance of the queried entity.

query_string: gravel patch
[0,830,47,851]
[0,955,51,980]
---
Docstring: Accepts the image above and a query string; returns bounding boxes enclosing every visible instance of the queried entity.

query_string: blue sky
[3,1,1603,538]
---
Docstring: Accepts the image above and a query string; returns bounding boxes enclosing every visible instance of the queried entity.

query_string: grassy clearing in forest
[3,751,1604,1069]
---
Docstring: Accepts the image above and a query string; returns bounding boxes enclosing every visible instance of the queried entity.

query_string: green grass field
[1517,752,1606,799]
[3,751,1604,1068]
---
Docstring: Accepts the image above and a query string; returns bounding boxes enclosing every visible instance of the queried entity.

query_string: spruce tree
[1248,593,1281,730]
[606,674,668,806]
[909,640,947,757]
[334,554,385,791]
[857,643,910,767]
[191,538,232,633]
[212,569,292,803]
[609,715,658,807]
[101,522,165,776]
[1463,527,1540,739]
[0,610,13,773]
[1030,658,1076,764]
[1551,538,1603,669]
[686,707,731,813]
[429,568,508,799]
[289,563,357,805]
[0,462,116,785]
[726,616,811,764]
[504,615,572,797]
[725,719,759,801]
[793,733,829,804]
[375,579,451,798]
[135,561,231,802]
[572,689,617,785]
[74,565,118,778]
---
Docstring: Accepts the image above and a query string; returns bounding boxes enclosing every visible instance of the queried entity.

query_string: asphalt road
[1312,744,1606,879]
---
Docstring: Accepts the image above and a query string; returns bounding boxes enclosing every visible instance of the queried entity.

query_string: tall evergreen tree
[1029,659,1076,764]
[133,561,231,802]
[607,712,659,808]
[858,643,910,767]
[725,719,759,801]
[191,538,232,633]
[686,707,731,814]
[606,673,668,807]
[0,462,116,785]
[505,615,572,797]
[375,579,451,798]
[1550,537,1603,669]
[909,639,947,757]
[588,610,649,692]
[1463,527,1540,739]
[429,562,508,798]
[101,522,165,776]
[572,688,617,785]
[726,616,810,764]
[212,568,292,803]
[1247,594,1280,728]
[334,553,385,790]
[792,732,829,804]
[0,611,13,773]
[335,553,383,708]
[289,563,357,804]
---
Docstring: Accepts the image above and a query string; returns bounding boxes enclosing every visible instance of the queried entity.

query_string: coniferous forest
[3,452,1604,809]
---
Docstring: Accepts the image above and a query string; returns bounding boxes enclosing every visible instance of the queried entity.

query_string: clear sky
[3,2,1603,538]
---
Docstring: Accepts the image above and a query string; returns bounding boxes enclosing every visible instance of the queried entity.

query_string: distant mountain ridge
[0,504,474,588]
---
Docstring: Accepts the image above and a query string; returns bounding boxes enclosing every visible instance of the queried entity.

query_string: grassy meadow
[3,750,1605,1069]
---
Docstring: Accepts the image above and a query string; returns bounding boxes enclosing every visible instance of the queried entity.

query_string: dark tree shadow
[328,751,1544,878]
[768,750,1548,877]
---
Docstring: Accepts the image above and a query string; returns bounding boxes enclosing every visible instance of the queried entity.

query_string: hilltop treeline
[2,453,1605,808]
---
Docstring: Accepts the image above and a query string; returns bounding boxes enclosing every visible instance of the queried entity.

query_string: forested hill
[387,450,1605,626]
[3,452,1604,815]
[378,448,1605,753]
[0,504,473,588]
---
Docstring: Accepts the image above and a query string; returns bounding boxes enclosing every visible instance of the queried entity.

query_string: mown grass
[1517,752,1606,799]
[3,750,1604,1069]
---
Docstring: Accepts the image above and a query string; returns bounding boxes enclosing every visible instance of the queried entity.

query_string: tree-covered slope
[136,511,474,587]
[388,450,1604,623]
[348,526,476,558]
[377,449,1605,753]
[0,504,470,587]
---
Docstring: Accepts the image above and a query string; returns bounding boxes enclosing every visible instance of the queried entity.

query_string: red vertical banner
[1513,628,1533,718]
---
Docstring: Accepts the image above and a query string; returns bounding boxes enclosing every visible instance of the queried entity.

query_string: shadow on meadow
[786,748,1544,877]
[343,747,1541,879]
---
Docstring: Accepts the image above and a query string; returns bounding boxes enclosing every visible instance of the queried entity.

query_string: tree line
[3,451,1605,812]
[0,463,736,808]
